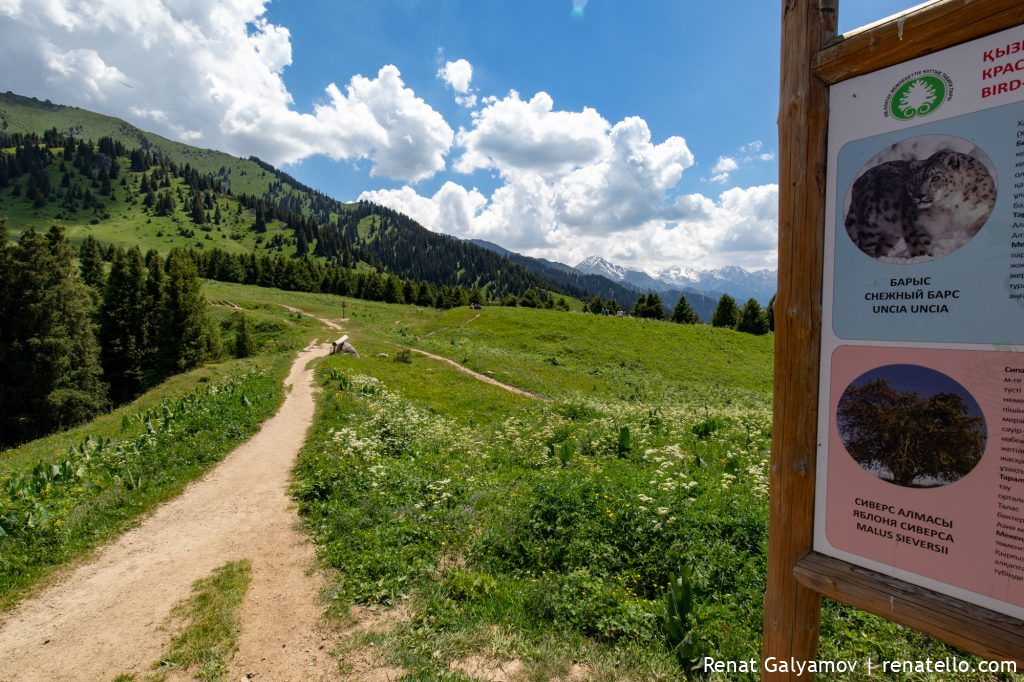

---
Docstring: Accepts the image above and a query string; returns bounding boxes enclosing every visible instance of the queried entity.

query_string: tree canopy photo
[836,366,987,488]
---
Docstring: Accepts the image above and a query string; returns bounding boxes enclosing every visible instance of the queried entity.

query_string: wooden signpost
[767,0,1024,677]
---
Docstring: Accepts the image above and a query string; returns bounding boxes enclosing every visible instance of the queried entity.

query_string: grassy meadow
[286,297,999,680]
[1,277,1012,680]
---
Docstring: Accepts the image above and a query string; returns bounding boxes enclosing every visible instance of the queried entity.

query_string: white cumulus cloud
[438,58,472,93]
[437,58,476,108]
[0,0,453,182]
[362,88,777,270]
[710,156,739,184]
[455,90,610,177]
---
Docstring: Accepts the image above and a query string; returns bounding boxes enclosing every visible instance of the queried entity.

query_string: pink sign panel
[826,345,1024,608]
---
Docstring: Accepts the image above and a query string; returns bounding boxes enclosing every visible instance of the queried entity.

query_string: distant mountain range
[469,240,720,322]
[575,255,776,305]
[0,92,772,320]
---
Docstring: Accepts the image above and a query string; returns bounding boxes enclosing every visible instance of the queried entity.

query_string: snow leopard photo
[843,135,997,264]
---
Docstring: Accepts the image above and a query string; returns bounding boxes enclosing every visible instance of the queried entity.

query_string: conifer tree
[671,295,700,324]
[99,247,150,402]
[191,192,206,224]
[0,225,107,444]
[159,251,211,374]
[736,298,768,335]
[79,234,106,295]
[711,294,739,328]
[519,288,540,308]
[232,311,255,358]
[254,203,267,233]
[767,293,776,332]
[142,249,165,381]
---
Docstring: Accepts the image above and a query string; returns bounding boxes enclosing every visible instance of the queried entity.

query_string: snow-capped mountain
[574,256,629,282]
[659,265,777,303]
[575,256,673,293]
[576,256,777,304]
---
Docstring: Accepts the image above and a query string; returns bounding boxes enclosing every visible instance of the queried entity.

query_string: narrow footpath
[0,343,337,681]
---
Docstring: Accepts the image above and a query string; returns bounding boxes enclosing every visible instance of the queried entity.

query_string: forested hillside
[0,93,624,306]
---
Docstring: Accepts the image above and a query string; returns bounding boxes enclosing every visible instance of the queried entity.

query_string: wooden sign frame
[766,0,1024,677]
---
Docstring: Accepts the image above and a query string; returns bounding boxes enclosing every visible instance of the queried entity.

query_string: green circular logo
[888,74,947,120]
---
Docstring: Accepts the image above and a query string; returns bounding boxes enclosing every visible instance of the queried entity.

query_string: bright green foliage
[519,288,541,308]
[617,425,632,457]
[671,296,700,324]
[710,294,739,328]
[665,568,710,678]
[736,298,768,335]
[0,225,107,446]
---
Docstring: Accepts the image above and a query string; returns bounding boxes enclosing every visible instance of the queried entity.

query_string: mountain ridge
[575,255,776,304]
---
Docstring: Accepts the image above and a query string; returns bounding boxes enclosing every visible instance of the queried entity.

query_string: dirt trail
[422,313,480,337]
[0,343,339,682]
[282,304,542,403]
[408,348,549,402]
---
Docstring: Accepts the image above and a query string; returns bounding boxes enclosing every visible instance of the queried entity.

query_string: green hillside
[0,92,604,307]
[0,92,278,196]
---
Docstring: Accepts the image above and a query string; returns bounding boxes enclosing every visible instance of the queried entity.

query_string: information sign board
[817,24,1024,620]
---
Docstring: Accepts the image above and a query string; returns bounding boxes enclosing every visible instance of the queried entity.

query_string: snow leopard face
[910,150,994,214]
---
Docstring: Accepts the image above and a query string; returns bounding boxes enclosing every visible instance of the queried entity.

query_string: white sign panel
[816,25,1024,619]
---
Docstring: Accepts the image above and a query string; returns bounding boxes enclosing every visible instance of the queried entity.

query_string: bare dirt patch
[450,654,524,681]
[0,343,338,681]
[335,604,409,681]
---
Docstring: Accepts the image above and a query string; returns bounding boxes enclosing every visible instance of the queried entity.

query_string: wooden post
[762,0,836,678]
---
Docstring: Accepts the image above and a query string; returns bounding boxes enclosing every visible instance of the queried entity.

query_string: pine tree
[767,293,776,332]
[254,203,267,233]
[519,288,541,308]
[142,249,166,383]
[159,252,211,374]
[736,298,768,335]
[633,293,665,319]
[99,247,150,402]
[671,295,700,324]
[191,192,206,224]
[711,294,739,328]
[79,234,106,294]
[0,225,107,445]
[232,311,255,358]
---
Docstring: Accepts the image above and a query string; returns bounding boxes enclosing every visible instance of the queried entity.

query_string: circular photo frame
[836,364,987,488]
[843,135,996,264]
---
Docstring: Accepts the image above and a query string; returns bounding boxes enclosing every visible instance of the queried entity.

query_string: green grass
[0,358,287,608]
[153,560,253,681]
[0,165,299,256]
[286,295,1016,681]
[0,92,282,196]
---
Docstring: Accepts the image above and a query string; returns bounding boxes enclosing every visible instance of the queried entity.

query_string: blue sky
[0,0,925,272]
